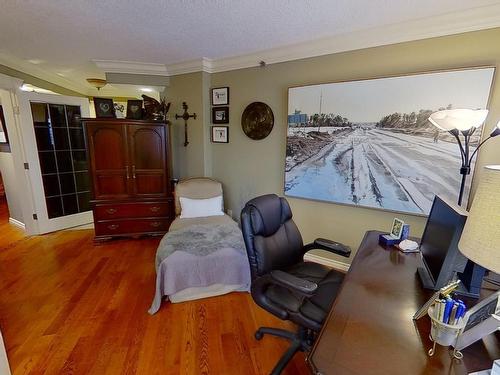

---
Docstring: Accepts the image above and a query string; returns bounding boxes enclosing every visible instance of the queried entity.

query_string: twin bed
[149,178,251,314]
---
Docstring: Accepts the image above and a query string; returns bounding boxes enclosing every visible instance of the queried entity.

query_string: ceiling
[1,0,500,96]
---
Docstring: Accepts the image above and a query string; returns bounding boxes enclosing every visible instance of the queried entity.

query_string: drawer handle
[150,222,161,228]
[107,224,119,230]
[106,208,117,214]
[150,206,161,213]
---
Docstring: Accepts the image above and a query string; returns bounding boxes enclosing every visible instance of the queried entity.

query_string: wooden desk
[307,231,500,375]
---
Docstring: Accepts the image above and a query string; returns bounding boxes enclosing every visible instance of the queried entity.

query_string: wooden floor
[0,199,308,375]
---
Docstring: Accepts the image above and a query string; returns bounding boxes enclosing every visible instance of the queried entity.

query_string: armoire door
[86,123,131,199]
[127,124,168,198]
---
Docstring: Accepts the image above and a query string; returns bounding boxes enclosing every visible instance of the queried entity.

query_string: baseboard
[304,252,350,273]
[8,218,25,230]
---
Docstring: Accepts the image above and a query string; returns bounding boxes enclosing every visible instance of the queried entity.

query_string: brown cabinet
[84,119,174,240]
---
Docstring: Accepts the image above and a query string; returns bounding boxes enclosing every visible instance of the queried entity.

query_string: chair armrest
[270,270,318,296]
[304,238,351,258]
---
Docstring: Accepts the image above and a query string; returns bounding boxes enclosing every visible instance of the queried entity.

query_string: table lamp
[458,165,500,274]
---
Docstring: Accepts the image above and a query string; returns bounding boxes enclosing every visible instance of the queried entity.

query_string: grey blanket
[149,222,251,314]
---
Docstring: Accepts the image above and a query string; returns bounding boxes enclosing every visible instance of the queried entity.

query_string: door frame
[17,91,92,234]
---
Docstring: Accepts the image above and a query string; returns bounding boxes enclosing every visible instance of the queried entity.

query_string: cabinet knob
[150,206,161,212]
[150,222,161,228]
[107,224,119,230]
[106,208,117,214]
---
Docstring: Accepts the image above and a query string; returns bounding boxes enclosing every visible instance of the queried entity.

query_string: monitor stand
[456,260,485,299]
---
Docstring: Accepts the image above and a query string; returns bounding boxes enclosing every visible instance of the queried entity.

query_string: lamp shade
[428,109,488,131]
[458,165,500,273]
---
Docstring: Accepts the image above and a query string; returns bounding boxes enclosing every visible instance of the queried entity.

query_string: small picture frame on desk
[212,107,229,124]
[94,98,116,118]
[211,87,229,106]
[211,126,229,143]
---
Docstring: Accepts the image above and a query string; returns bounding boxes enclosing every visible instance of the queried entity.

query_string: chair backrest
[174,177,223,216]
[241,194,304,279]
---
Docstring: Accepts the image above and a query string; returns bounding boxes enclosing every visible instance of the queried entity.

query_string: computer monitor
[417,195,468,291]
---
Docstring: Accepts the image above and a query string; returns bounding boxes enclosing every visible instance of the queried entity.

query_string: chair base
[255,326,315,375]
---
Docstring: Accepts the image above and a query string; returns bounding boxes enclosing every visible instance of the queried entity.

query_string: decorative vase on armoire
[83,118,174,241]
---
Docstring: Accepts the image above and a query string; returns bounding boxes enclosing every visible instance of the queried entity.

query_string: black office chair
[240,194,351,375]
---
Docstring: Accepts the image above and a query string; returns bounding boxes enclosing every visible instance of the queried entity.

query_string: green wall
[168,28,500,263]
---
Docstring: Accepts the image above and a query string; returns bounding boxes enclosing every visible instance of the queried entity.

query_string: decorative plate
[241,102,274,140]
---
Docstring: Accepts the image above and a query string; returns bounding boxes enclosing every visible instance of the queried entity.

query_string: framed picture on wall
[93,98,116,118]
[126,100,143,120]
[212,106,229,124]
[284,66,495,216]
[211,87,229,106]
[211,126,229,143]
[0,105,10,152]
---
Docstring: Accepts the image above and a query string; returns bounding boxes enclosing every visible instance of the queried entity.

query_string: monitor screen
[420,196,467,283]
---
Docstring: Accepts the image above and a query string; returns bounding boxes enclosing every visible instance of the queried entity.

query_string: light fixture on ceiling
[140,87,153,93]
[86,78,107,90]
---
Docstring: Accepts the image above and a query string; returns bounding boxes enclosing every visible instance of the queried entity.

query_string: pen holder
[427,305,465,359]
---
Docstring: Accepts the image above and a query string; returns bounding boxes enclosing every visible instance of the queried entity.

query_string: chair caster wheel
[255,331,264,340]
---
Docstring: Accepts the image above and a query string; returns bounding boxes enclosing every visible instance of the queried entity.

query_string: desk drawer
[94,202,172,220]
[95,218,171,237]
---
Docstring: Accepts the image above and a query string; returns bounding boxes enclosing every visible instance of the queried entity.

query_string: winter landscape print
[285,67,495,215]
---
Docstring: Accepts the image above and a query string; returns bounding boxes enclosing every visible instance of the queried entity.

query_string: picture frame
[284,66,495,216]
[93,98,116,118]
[212,106,229,124]
[211,126,229,143]
[0,105,10,152]
[211,87,229,106]
[126,100,143,120]
[390,218,405,238]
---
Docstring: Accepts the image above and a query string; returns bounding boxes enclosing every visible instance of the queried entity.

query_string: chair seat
[265,261,345,330]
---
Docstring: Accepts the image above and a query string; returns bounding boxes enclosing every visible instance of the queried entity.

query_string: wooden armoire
[83,119,174,240]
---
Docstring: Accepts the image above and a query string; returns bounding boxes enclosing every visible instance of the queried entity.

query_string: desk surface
[308,231,500,375]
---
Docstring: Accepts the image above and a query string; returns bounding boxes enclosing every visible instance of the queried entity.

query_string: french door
[17,92,92,234]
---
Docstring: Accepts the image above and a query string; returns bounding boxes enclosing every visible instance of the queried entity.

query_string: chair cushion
[264,261,345,330]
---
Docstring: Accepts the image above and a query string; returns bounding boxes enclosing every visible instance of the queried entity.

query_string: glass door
[17,92,92,234]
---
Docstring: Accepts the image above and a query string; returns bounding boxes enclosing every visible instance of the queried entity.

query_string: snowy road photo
[285,126,472,214]
[285,67,494,214]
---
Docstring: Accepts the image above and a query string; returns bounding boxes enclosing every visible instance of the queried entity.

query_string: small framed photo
[126,100,143,120]
[211,126,229,143]
[94,98,115,118]
[390,218,405,239]
[211,87,229,106]
[212,106,229,124]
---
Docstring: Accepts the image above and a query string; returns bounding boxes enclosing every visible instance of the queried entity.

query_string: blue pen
[458,302,467,322]
[443,298,454,324]
[454,304,464,324]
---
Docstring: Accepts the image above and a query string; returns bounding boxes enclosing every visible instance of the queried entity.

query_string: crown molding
[167,3,500,76]
[167,57,214,76]
[93,60,168,76]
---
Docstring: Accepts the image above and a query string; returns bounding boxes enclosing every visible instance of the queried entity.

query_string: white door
[17,91,92,234]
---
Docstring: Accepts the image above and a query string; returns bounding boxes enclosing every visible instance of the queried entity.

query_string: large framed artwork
[285,67,495,215]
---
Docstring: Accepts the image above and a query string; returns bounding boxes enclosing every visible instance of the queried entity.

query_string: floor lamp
[428,109,500,297]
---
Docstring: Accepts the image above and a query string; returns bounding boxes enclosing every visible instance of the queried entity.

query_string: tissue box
[379,234,402,246]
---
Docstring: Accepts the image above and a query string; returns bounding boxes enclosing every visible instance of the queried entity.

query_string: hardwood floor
[0,199,308,375]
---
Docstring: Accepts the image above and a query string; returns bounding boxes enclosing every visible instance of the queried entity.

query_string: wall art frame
[284,66,495,216]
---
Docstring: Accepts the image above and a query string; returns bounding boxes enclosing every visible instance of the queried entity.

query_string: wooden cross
[175,102,197,147]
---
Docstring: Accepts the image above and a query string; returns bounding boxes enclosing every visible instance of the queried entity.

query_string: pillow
[179,195,224,218]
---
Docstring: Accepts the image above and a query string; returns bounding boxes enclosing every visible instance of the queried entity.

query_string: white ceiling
[1,0,500,95]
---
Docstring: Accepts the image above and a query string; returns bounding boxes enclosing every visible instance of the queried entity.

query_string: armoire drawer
[94,202,172,220]
[95,218,172,237]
